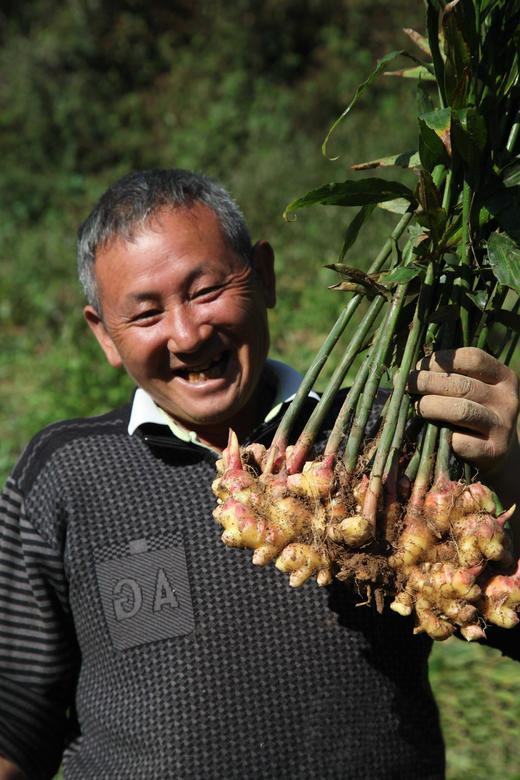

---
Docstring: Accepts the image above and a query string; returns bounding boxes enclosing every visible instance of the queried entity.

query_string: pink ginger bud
[423,476,459,535]
[454,482,497,520]
[286,454,336,499]
[353,474,370,511]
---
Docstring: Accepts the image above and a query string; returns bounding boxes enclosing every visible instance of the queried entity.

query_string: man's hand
[407,346,520,552]
[407,346,519,476]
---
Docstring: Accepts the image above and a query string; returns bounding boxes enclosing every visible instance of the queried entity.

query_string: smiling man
[0,168,519,780]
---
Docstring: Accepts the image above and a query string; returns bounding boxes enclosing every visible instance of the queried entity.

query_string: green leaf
[502,159,520,188]
[442,0,476,106]
[324,264,389,298]
[378,198,412,215]
[426,0,446,105]
[415,169,447,243]
[284,178,416,217]
[384,65,436,80]
[338,205,376,262]
[451,108,487,176]
[486,231,520,295]
[379,266,424,285]
[465,290,489,313]
[419,108,452,170]
[321,50,403,159]
[403,27,432,56]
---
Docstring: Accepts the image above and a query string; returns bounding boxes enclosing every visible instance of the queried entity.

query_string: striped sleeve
[0,479,77,780]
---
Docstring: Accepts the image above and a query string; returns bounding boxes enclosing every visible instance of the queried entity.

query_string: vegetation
[1,1,519,777]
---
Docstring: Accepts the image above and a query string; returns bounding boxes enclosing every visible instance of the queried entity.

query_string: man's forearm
[0,756,25,780]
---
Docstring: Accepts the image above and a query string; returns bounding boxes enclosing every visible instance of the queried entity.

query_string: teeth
[183,353,225,382]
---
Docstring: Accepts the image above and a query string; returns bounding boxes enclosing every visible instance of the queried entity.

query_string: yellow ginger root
[275,542,333,587]
[327,513,373,547]
[452,510,514,568]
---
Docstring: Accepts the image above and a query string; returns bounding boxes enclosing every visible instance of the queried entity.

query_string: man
[1,168,518,779]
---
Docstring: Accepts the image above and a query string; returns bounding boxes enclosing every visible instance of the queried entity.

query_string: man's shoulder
[11,401,133,493]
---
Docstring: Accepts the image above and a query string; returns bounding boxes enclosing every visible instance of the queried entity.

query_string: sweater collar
[127,358,318,449]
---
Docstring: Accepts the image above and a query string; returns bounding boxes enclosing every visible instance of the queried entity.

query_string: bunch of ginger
[213,431,520,642]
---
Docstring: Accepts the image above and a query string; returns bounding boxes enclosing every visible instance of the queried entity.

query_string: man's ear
[251,239,276,308]
[84,306,123,367]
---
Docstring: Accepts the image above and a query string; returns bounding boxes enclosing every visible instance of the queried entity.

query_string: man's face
[84,203,275,447]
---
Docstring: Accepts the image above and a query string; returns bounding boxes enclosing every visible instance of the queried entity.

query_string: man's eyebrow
[124,290,161,304]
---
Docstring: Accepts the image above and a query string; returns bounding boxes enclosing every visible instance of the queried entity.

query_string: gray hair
[77,168,253,313]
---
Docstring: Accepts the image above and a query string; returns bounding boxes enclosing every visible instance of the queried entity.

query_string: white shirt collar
[127,358,318,447]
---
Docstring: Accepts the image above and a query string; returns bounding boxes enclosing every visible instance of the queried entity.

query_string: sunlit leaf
[384,66,436,80]
[403,27,431,56]
[379,266,424,284]
[378,198,412,214]
[284,178,416,218]
[351,151,420,171]
[419,108,452,168]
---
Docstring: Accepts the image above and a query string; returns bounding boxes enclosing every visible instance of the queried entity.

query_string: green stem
[457,179,472,346]
[408,421,439,510]
[342,282,409,473]
[266,211,414,469]
[286,294,385,473]
[405,424,425,483]
[362,262,436,519]
[323,352,372,459]
[473,283,507,350]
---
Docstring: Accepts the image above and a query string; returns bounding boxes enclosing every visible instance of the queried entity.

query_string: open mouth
[176,352,229,383]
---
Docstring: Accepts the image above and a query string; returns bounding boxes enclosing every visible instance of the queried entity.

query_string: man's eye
[133,309,161,322]
[194,285,224,299]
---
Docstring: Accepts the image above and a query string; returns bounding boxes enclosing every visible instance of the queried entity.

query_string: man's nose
[166,307,213,355]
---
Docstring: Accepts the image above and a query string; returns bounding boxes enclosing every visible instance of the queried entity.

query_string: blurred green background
[1,2,519,777]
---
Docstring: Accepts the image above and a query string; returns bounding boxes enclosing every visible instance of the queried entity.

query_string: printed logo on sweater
[95,539,195,650]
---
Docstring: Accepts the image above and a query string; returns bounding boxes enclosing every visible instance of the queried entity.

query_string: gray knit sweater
[1,391,513,779]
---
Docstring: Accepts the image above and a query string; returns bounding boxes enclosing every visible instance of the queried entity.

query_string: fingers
[414,395,500,435]
[407,369,492,408]
[415,347,510,385]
